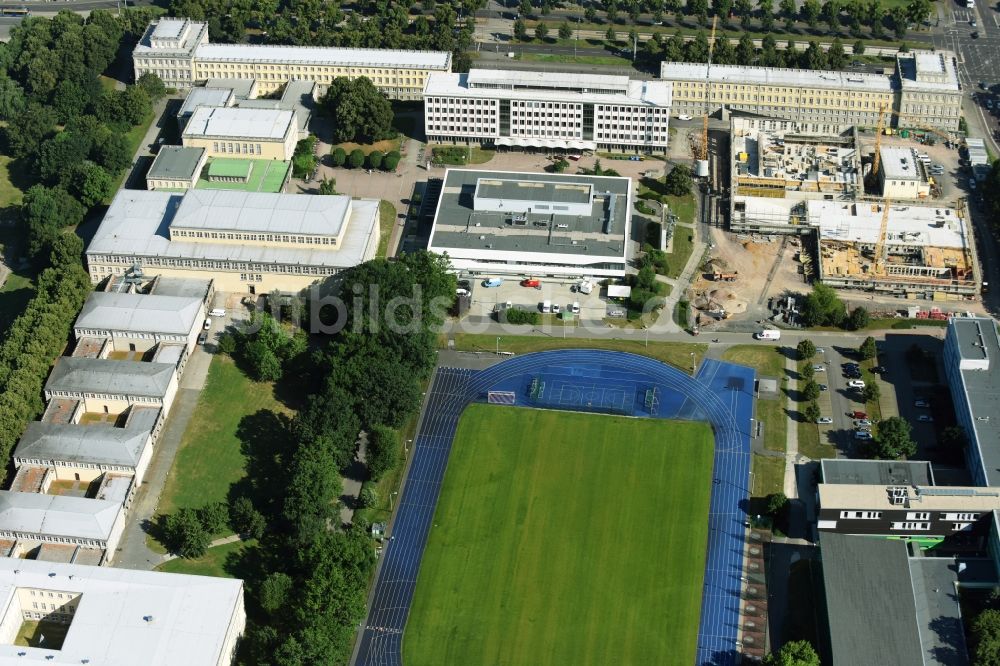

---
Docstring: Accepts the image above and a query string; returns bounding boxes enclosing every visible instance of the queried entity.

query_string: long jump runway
[353,350,755,666]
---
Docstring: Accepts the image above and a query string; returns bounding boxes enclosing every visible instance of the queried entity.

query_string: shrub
[383,150,401,171]
[331,146,347,167]
[367,150,384,170]
[504,308,540,325]
[349,148,365,169]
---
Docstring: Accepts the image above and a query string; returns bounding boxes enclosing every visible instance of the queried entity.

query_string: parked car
[209,308,226,318]
[520,279,541,288]
[918,414,934,422]
[812,364,826,372]
[203,318,212,330]
[848,379,866,388]
[817,347,825,354]
[677,114,693,120]
[850,411,868,419]
[854,419,873,427]
[819,384,828,391]
[914,399,930,408]
[854,430,873,440]
[197,332,208,345]
[816,417,834,424]
[482,278,504,287]
[552,303,561,314]
[570,302,580,314]
[871,366,887,374]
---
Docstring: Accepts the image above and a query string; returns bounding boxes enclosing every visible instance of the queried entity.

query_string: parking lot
[466,277,619,321]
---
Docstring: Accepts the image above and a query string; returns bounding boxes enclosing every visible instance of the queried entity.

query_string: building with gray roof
[237,79,316,138]
[177,86,235,130]
[182,106,298,161]
[428,169,633,279]
[45,358,175,401]
[146,146,207,191]
[0,489,128,558]
[74,292,204,345]
[945,317,1000,487]
[821,459,935,486]
[86,189,379,293]
[0,558,245,665]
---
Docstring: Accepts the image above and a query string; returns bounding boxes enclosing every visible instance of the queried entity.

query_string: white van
[541,300,552,313]
[754,329,781,341]
[203,318,212,330]
[209,308,226,318]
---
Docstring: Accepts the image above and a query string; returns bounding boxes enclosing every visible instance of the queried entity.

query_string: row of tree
[0,236,92,483]
[640,31,868,71]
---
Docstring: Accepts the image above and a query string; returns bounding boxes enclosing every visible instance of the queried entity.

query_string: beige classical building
[182,106,298,161]
[133,17,451,98]
[86,189,380,293]
[0,559,245,665]
[661,49,961,132]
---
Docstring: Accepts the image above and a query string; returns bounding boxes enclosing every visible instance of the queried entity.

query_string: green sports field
[404,405,714,665]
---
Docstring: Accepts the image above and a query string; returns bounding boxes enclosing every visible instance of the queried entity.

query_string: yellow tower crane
[699,16,719,165]
[872,198,891,277]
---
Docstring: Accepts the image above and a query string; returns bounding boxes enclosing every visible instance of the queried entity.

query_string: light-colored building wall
[182,130,296,161]
[218,587,247,666]
[87,264,351,294]
[0,594,20,644]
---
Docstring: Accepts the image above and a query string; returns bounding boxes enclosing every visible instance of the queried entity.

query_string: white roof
[75,292,202,336]
[151,18,186,40]
[14,408,159,468]
[0,492,122,541]
[0,558,243,665]
[183,106,294,141]
[813,201,966,249]
[194,42,451,70]
[897,50,961,92]
[607,285,632,297]
[425,72,672,107]
[880,147,924,181]
[87,190,379,270]
[178,87,234,119]
[661,61,894,93]
[467,68,630,92]
[172,189,351,236]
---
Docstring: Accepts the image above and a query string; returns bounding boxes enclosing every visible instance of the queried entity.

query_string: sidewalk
[783,356,799,499]
[158,534,245,565]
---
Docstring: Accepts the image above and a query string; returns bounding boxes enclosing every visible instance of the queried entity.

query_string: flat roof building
[86,189,380,293]
[237,79,316,138]
[146,146,207,191]
[177,86,235,130]
[662,50,961,132]
[821,459,935,486]
[424,69,672,153]
[945,317,1000,487]
[0,558,244,665]
[879,146,932,199]
[428,169,633,278]
[133,18,450,99]
[182,106,298,161]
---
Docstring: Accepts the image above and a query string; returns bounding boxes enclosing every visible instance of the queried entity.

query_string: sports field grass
[404,404,714,665]
[196,159,291,192]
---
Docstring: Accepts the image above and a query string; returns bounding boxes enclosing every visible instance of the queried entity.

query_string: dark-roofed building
[428,168,633,279]
[944,317,1000,487]
[821,532,980,666]
[820,533,926,665]
[821,459,935,486]
[146,146,207,190]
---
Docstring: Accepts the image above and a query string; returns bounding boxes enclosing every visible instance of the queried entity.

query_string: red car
[520,279,541,288]
[850,411,868,419]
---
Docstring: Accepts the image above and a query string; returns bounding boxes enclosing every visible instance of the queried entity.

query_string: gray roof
[661,61,895,92]
[178,87,235,121]
[75,292,202,337]
[148,277,213,299]
[87,190,379,270]
[820,533,925,666]
[0,491,123,541]
[821,459,935,486]
[203,78,257,99]
[172,189,350,236]
[194,41,451,70]
[237,80,315,134]
[183,106,295,141]
[46,358,175,399]
[14,407,159,468]
[909,558,971,666]
[147,146,206,182]
[428,169,631,259]
[948,318,1000,485]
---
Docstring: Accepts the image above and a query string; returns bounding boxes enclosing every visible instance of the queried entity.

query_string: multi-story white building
[424,69,672,152]
[661,49,961,132]
[133,18,451,99]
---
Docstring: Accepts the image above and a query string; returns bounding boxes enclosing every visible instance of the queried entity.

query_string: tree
[92,131,131,175]
[800,362,814,381]
[735,0,754,29]
[853,39,866,55]
[367,150,384,170]
[763,639,821,666]
[686,29,710,62]
[804,401,822,423]
[5,102,57,160]
[861,381,880,403]
[259,572,293,614]
[689,0,710,23]
[759,0,775,30]
[871,416,915,459]
[164,508,210,558]
[821,0,841,32]
[797,339,816,361]
[664,164,693,196]
[717,0,734,21]
[859,336,877,360]
[318,178,338,195]
[800,283,845,327]
[217,332,236,355]
[331,146,347,167]
[513,17,528,41]
[605,26,617,42]
[550,157,569,173]
[322,77,394,144]
[349,148,365,169]
[801,0,821,27]
[21,185,86,259]
[736,32,756,65]
[136,72,166,102]
[534,22,549,41]
[827,37,847,69]
[584,6,598,22]
[383,150,401,171]
[519,0,533,16]
[802,380,820,401]
[0,75,25,121]
[713,34,736,65]
[906,0,931,24]
[780,0,797,28]
[558,22,573,40]
[367,425,400,481]
[67,161,114,207]
[230,496,266,539]
[940,425,969,451]
[197,502,230,535]
[766,492,788,517]
[802,40,827,69]
[973,609,1000,666]
[848,305,870,330]
[889,5,907,38]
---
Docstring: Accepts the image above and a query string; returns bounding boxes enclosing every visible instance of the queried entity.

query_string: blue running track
[353,350,755,666]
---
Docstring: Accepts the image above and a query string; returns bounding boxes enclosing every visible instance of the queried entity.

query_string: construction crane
[872,198,892,276]
[870,105,954,185]
[696,15,718,178]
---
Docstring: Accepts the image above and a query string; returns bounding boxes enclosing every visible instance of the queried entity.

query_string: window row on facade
[171,229,337,246]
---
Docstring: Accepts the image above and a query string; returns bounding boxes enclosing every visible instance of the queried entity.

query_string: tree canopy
[869,416,916,459]
[323,77,395,144]
[800,283,845,327]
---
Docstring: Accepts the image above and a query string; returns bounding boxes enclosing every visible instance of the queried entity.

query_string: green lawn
[405,405,713,665]
[664,224,695,279]
[14,620,68,649]
[377,200,396,258]
[518,52,633,66]
[156,357,293,520]
[798,419,835,459]
[0,155,24,208]
[723,345,787,454]
[444,332,706,371]
[664,192,697,225]
[156,539,252,578]
[752,452,785,498]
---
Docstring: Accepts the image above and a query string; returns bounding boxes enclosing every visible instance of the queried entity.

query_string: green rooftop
[196,159,290,193]
[207,159,253,179]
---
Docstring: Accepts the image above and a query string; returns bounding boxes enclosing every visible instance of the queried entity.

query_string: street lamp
[496,336,501,355]
[389,491,399,510]
[690,352,696,377]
